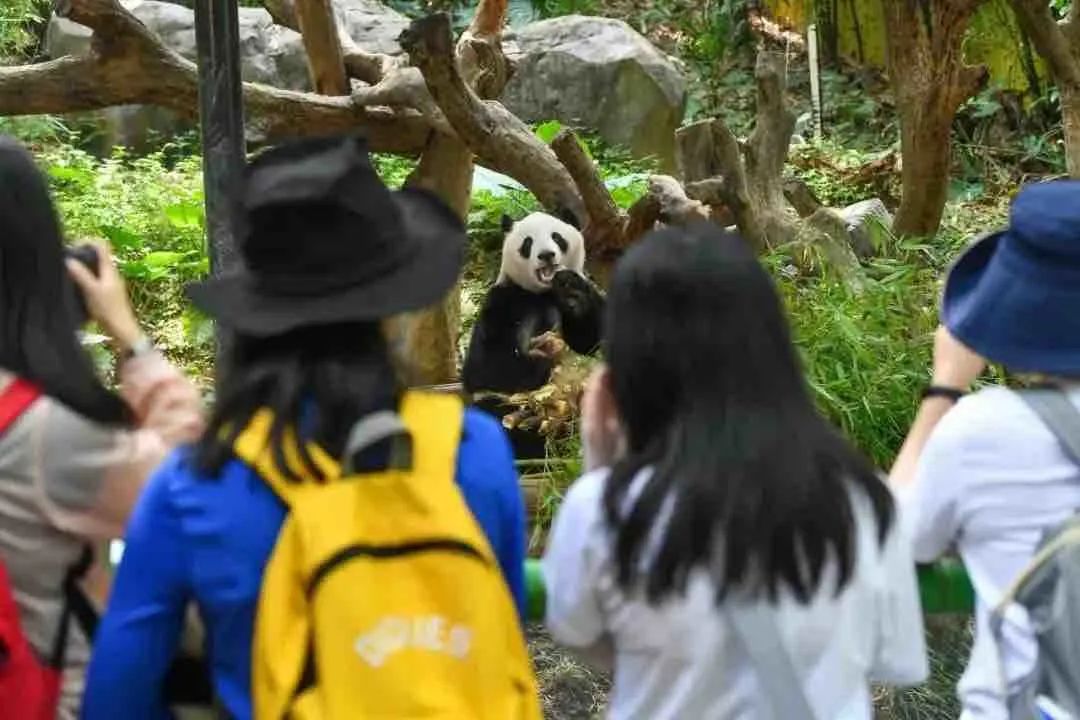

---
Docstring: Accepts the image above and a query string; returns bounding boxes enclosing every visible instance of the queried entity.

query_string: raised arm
[81,455,191,720]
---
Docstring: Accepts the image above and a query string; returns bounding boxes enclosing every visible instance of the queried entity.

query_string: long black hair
[0,136,127,424]
[194,321,402,482]
[602,223,894,604]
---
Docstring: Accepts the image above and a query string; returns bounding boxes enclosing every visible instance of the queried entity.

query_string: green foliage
[770,248,941,467]
[41,144,214,383]
[529,0,599,17]
[0,0,49,61]
[0,115,77,146]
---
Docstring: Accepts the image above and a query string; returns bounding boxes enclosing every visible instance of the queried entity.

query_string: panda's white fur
[497,212,586,293]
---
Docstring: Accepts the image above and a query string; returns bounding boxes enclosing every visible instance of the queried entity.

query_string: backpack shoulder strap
[726,602,818,720]
[233,392,464,505]
[232,409,340,506]
[398,391,464,483]
[1021,388,1080,465]
[0,378,41,435]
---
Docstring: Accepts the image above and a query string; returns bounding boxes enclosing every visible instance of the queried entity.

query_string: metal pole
[807,23,823,141]
[194,0,244,371]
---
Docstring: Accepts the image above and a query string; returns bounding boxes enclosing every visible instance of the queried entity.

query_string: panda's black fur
[463,209,604,458]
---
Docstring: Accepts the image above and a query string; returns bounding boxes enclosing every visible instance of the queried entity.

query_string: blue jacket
[81,408,526,720]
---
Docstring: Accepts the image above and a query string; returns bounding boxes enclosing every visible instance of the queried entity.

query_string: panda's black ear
[501,214,515,233]
[553,206,582,231]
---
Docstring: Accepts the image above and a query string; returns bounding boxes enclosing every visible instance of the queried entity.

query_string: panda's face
[498,212,586,293]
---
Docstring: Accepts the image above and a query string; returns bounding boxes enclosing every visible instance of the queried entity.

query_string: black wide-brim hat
[187,135,466,337]
[943,179,1080,375]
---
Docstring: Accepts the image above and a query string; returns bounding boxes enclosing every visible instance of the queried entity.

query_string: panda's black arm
[553,274,605,356]
[462,285,554,394]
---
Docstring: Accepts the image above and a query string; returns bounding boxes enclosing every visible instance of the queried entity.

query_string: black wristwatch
[121,334,155,363]
[921,385,967,403]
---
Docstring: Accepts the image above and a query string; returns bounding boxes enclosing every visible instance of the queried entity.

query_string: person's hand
[66,240,143,353]
[931,325,986,391]
[581,364,625,471]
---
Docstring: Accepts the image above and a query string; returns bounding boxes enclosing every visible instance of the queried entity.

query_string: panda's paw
[527,330,567,360]
[552,269,592,316]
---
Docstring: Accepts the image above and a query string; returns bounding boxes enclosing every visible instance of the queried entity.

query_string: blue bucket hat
[943,179,1080,375]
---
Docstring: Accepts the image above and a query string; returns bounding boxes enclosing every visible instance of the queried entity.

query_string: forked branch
[0,0,434,152]
[400,13,585,220]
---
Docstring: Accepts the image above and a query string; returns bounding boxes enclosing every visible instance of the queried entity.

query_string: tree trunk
[675,51,797,251]
[894,101,959,238]
[882,0,988,237]
[390,0,510,386]
[393,136,475,386]
[1062,83,1080,176]
[1008,0,1080,178]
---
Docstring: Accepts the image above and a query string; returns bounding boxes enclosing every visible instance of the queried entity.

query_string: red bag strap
[0,378,41,435]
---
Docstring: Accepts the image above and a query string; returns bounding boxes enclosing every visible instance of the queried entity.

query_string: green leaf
[47,164,93,186]
[534,120,564,144]
[143,251,187,268]
[163,202,204,230]
[101,225,143,251]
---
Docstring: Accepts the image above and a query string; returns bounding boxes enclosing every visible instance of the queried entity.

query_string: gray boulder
[46,1,311,151]
[502,16,686,170]
[262,0,410,55]
[332,0,410,55]
[46,4,687,169]
[840,198,892,258]
[47,1,310,90]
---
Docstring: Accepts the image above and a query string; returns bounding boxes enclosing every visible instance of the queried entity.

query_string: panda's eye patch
[518,236,533,259]
[552,232,569,254]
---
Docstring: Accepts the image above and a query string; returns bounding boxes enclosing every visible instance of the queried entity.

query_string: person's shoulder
[150,445,257,500]
[456,407,516,489]
[142,445,201,498]
[558,468,610,520]
[461,406,511,446]
[928,385,1041,452]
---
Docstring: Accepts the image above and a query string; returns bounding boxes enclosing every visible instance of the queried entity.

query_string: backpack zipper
[306,539,486,598]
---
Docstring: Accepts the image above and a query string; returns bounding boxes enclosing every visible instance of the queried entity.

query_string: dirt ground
[528,625,610,719]
[528,617,971,719]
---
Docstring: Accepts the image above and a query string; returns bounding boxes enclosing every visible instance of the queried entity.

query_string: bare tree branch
[458,0,512,99]
[1010,0,1080,87]
[295,0,349,95]
[0,0,433,153]
[400,13,584,221]
[551,129,707,269]
[469,0,508,36]
[550,130,622,233]
[674,51,798,250]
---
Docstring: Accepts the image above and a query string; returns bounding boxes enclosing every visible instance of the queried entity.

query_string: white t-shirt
[542,468,928,720]
[903,385,1080,720]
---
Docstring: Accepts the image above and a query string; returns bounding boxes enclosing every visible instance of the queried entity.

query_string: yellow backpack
[232,391,541,720]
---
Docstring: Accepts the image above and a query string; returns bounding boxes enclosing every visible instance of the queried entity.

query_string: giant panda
[463,210,605,457]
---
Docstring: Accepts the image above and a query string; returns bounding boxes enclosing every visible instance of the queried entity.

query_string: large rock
[502,16,686,170]
[332,0,410,55]
[840,198,892,258]
[47,1,311,89]
[46,4,686,169]
[46,1,312,151]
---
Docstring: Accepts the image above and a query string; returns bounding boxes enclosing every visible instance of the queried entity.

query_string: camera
[66,244,100,323]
